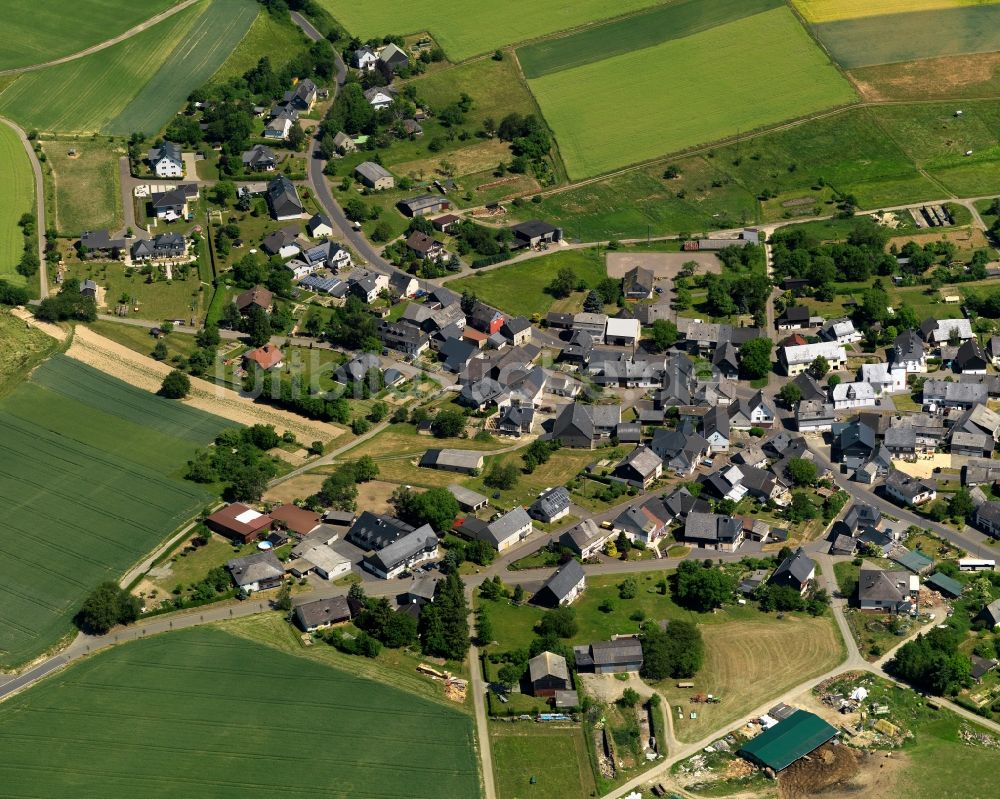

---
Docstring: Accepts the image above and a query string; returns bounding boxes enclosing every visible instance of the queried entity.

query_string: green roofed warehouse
[739,710,838,772]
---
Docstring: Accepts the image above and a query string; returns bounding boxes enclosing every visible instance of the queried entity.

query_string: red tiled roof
[244,343,283,370]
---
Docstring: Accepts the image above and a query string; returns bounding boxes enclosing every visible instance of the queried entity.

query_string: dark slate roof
[530,486,571,519]
[536,559,585,603]
[266,175,303,217]
[770,547,814,587]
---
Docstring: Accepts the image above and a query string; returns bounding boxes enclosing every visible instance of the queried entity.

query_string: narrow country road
[1,116,48,298]
[0,0,201,76]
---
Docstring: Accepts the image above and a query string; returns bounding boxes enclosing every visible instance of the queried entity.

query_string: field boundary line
[0,0,202,77]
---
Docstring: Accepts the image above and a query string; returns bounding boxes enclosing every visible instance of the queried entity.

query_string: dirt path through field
[66,325,343,443]
[9,307,66,342]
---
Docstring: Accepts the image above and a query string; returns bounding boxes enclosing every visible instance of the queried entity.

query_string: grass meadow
[0,0,178,71]
[517,0,782,78]
[0,356,229,667]
[0,2,199,134]
[446,248,607,318]
[529,106,944,240]
[318,0,668,62]
[207,4,308,86]
[0,121,34,287]
[491,725,596,799]
[0,625,483,798]
[529,6,857,179]
[108,0,258,135]
[0,312,59,394]
[41,138,123,235]
[811,5,1000,68]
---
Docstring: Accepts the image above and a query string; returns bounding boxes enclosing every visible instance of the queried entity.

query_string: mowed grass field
[0,0,178,71]
[0,356,229,667]
[108,0,258,135]
[811,5,1000,68]
[0,626,483,799]
[850,53,1000,102]
[491,725,596,799]
[529,6,857,179]
[793,0,997,24]
[447,248,607,318]
[41,138,123,235]
[517,0,782,78]
[318,0,667,62]
[0,2,199,134]
[0,121,34,287]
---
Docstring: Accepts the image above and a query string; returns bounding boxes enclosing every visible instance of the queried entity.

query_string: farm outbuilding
[738,710,837,772]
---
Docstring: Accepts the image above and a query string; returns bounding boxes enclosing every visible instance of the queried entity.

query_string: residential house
[546,312,574,330]
[560,519,611,559]
[683,512,745,552]
[235,285,273,315]
[885,469,937,507]
[819,317,861,344]
[713,342,740,380]
[920,317,974,346]
[405,231,445,261]
[332,131,356,154]
[346,512,414,551]
[831,381,878,411]
[955,339,989,374]
[362,525,439,579]
[663,485,712,521]
[294,596,352,632]
[150,185,197,220]
[440,337,479,372]
[975,502,1000,538]
[893,330,926,373]
[780,342,847,376]
[353,46,377,70]
[378,320,429,356]
[574,637,644,674]
[398,195,449,217]
[241,143,277,172]
[572,312,608,339]
[528,652,570,697]
[349,272,389,302]
[227,552,284,592]
[951,431,994,458]
[262,225,302,259]
[130,233,186,262]
[306,213,334,238]
[510,219,560,249]
[988,336,1000,368]
[611,445,663,489]
[334,352,381,386]
[702,406,731,454]
[263,109,296,140]
[551,403,621,448]
[623,266,655,299]
[529,487,571,524]
[501,317,532,346]
[355,161,394,190]
[419,448,484,475]
[769,548,815,595]
[79,230,125,258]
[283,78,317,111]
[532,559,586,607]
[377,42,409,76]
[243,343,284,371]
[476,506,533,551]
[792,372,828,403]
[796,400,836,433]
[729,391,775,430]
[831,420,877,465]
[612,498,672,545]
[469,302,505,335]
[923,380,988,410]
[294,545,351,581]
[650,423,709,476]
[266,175,303,220]
[148,141,183,177]
[858,568,918,613]
[364,86,396,110]
[776,305,811,331]
[861,362,907,394]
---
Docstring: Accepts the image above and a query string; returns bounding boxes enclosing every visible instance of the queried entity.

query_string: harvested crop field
[812,5,1000,69]
[318,0,667,62]
[850,52,1000,101]
[0,120,34,287]
[517,0,782,78]
[793,0,996,24]
[0,0,178,71]
[530,6,857,179]
[0,356,228,667]
[659,616,844,743]
[66,324,343,444]
[0,625,483,798]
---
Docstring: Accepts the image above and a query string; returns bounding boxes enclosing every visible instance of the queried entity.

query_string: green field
[108,0,258,135]
[0,121,34,287]
[812,5,1000,68]
[41,138,123,235]
[0,312,59,394]
[319,0,668,62]
[0,356,230,667]
[0,625,482,798]
[0,2,199,134]
[517,0,782,78]
[529,6,857,179]
[207,5,308,86]
[446,248,607,318]
[491,725,596,799]
[0,0,178,71]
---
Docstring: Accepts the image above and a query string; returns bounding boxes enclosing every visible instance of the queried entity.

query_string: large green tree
[739,338,773,379]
